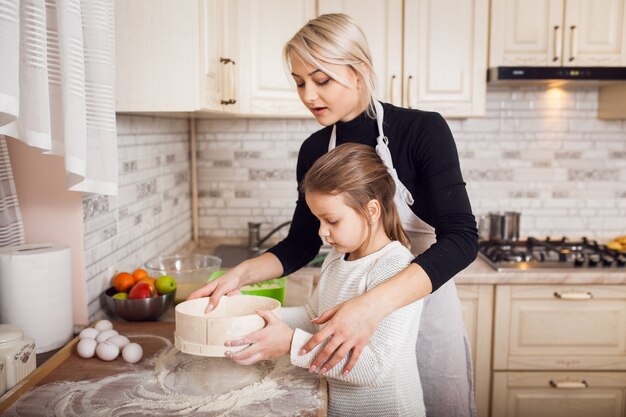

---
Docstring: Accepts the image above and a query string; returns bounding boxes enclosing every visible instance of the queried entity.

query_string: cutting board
[0,322,327,416]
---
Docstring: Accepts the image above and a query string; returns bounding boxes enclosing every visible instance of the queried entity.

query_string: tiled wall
[82,115,192,320]
[81,87,626,319]
[197,87,626,243]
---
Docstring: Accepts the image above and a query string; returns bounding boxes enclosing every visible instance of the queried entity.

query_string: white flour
[5,335,322,417]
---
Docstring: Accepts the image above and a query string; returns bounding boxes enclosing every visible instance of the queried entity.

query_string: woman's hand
[225,310,294,365]
[187,269,244,313]
[302,263,432,374]
[301,294,385,375]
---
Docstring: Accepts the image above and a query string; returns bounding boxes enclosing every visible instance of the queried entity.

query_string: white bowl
[174,294,280,357]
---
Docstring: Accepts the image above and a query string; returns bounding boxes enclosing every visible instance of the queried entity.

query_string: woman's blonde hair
[302,144,410,249]
[284,13,378,117]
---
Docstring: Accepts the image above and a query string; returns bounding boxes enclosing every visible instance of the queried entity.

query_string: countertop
[454,256,626,285]
[189,238,626,285]
[0,322,327,416]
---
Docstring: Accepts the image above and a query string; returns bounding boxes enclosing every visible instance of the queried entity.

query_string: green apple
[112,292,128,300]
[155,275,177,295]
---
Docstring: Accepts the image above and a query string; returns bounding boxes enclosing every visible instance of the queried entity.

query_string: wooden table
[0,322,327,416]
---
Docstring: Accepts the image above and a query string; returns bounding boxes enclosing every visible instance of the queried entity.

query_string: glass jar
[0,324,36,392]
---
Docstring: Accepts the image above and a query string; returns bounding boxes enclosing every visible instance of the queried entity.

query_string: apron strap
[329,101,414,206]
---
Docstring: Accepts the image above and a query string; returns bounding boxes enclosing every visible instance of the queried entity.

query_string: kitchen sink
[212,244,329,268]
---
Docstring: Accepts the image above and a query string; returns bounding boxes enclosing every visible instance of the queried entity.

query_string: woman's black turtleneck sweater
[266,102,478,292]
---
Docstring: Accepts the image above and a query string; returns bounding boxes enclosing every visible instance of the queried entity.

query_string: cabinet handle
[406,75,414,109]
[389,75,397,105]
[220,57,237,105]
[553,291,593,300]
[553,25,561,62]
[569,25,577,62]
[550,380,588,389]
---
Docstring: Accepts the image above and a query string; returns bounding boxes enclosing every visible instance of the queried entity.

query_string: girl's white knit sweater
[281,241,426,417]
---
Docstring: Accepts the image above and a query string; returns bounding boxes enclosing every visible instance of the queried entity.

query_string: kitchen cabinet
[491,372,626,417]
[317,0,403,106]
[491,284,626,417]
[232,0,315,117]
[115,0,237,113]
[490,0,626,67]
[457,284,494,417]
[319,0,489,117]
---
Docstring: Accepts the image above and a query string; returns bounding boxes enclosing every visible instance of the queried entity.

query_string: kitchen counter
[191,237,626,285]
[454,257,626,285]
[0,322,327,416]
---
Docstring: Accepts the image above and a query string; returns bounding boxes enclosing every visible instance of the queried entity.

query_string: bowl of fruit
[104,269,177,321]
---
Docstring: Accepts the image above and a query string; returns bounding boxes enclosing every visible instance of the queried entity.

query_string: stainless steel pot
[478,211,521,242]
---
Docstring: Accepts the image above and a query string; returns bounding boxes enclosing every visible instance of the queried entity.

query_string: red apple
[128,282,155,299]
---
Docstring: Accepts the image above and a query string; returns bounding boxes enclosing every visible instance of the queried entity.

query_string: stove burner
[478,237,626,270]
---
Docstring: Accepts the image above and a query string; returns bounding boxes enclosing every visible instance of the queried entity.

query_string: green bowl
[208,271,286,304]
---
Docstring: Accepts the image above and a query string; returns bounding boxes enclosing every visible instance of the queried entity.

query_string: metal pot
[478,212,521,242]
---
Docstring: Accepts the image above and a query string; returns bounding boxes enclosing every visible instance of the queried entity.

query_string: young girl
[225,143,426,417]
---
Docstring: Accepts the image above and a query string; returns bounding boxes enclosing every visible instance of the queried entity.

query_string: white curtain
[0,0,117,196]
[0,137,25,247]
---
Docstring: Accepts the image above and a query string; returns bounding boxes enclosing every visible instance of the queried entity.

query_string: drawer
[494,285,626,370]
[492,371,626,417]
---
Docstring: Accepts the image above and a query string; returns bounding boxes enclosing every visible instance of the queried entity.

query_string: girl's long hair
[302,143,410,249]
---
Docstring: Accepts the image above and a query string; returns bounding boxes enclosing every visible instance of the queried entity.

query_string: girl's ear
[367,199,381,224]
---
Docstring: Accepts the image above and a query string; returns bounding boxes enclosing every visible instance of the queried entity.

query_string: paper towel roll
[0,244,73,353]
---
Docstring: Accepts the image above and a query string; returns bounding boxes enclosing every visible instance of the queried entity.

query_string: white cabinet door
[489,0,565,66]
[562,0,626,66]
[317,0,403,106]
[404,0,488,117]
[234,0,315,116]
[490,0,626,67]
[199,0,229,111]
[458,284,494,417]
[115,0,232,113]
[493,285,626,371]
[492,372,626,417]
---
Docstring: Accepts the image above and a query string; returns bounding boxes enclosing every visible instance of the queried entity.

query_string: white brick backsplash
[196,118,248,132]
[83,114,192,322]
[192,87,626,243]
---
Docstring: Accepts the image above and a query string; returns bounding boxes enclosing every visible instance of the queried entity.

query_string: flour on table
[4,335,322,417]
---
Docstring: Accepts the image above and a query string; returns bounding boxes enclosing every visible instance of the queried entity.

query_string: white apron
[329,101,477,417]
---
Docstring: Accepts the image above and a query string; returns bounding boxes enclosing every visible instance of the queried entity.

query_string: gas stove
[478,237,626,271]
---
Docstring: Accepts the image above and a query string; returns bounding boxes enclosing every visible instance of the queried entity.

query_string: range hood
[488,66,626,86]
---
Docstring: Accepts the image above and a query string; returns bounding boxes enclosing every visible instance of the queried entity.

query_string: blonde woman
[189,13,478,417]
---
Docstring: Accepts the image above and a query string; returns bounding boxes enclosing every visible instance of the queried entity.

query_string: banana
[608,241,623,251]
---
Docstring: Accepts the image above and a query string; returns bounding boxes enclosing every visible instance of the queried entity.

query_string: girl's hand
[302,294,384,374]
[225,310,294,365]
[187,269,243,313]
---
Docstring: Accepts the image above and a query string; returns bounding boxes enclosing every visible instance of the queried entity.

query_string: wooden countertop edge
[0,335,80,413]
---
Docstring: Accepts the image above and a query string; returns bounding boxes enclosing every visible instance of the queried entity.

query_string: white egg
[94,319,113,332]
[95,329,119,343]
[107,335,130,349]
[96,341,120,361]
[76,338,97,358]
[78,328,99,340]
[121,343,143,364]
